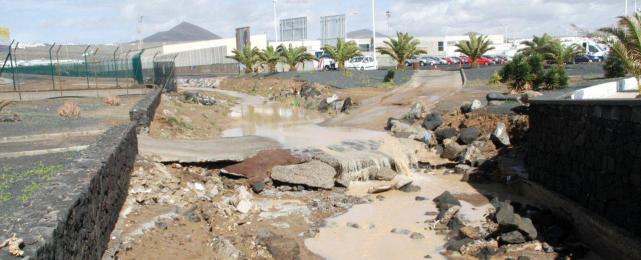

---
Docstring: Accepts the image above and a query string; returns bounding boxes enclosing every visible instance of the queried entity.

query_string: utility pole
[371,0,377,66]
[273,0,278,41]
[385,10,391,36]
[626,0,629,15]
[137,15,143,50]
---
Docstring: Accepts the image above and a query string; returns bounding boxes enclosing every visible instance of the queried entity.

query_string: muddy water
[305,173,493,260]
[208,88,493,258]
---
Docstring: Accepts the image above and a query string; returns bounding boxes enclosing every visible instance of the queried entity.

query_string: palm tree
[600,13,641,93]
[454,33,495,67]
[321,38,361,70]
[544,41,585,67]
[229,46,260,73]
[376,32,426,69]
[277,44,316,72]
[259,46,281,73]
[520,33,554,57]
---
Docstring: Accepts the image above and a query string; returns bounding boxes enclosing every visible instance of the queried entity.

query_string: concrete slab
[137,135,281,163]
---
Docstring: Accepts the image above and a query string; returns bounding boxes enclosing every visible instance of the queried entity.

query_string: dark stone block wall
[129,88,162,127]
[527,99,641,239]
[0,123,137,259]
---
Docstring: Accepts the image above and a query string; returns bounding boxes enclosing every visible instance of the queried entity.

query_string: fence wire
[0,42,155,96]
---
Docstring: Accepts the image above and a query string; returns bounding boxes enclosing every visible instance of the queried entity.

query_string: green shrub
[384,70,395,83]
[527,54,545,89]
[489,71,502,85]
[500,54,533,91]
[604,52,627,78]
[543,65,568,89]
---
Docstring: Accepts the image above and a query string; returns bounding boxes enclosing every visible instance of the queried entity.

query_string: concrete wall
[571,77,638,100]
[527,99,641,239]
[0,123,138,260]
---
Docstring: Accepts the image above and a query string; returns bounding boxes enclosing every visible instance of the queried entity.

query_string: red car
[459,56,472,64]
[475,57,494,65]
[445,57,460,64]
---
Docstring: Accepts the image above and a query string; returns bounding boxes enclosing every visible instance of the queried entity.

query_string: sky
[0,0,628,44]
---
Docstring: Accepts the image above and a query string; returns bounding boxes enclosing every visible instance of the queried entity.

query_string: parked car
[476,57,494,65]
[429,56,448,65]
[445,57,461,64]
[574,55,600,63]
[318,55,337,70]
[459,56,472,64]
[345,56,378,70]
[405,56,436,67]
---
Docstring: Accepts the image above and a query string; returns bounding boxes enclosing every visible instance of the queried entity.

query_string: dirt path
[321,70,463,130]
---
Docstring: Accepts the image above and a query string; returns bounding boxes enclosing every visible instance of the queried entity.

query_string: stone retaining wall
[129,88,162,127]
[527,99,641,239]
[0,124,137,259]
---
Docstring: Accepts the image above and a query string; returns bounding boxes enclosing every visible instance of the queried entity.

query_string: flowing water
[209,88,491,259]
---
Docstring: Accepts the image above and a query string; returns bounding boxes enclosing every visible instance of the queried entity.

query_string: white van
[345,56,378,70]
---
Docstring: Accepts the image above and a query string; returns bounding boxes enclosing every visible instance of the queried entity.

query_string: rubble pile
[183,91,217,106]
[178,77,225,89]
[428,190,587,259]
[386,100,529,182]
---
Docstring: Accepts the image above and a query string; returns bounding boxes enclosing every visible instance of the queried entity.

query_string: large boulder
[435,127,458,142]
[461,99,483,113]
[422,113,443,130]
[406,102,427,121]
[458,127,481,145]
[271,160,337,189]
[494,201,538,240]
[341,97,352,112]
[441,142,466,160]
[491,122,511,147]
[300,82,322,98]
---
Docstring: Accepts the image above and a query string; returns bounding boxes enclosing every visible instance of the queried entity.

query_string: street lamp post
[273,0,278,41]
[371,0,377,66]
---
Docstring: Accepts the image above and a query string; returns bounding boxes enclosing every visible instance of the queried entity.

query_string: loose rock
[491,122,511,147]
[422,113,443,130]
[271,160,337,189]
[410,232,425,240]
[458,127,481,145]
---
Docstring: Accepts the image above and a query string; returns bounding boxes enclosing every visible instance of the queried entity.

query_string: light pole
[371,0,377,66]
[385,10,391,36]
[137,15,143,50]
[273,0,278,41]
[626,0,629,15]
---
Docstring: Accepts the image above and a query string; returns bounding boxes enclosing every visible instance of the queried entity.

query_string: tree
[454,33,495,67]
[600,13,641,93]
[604,50,627,78]
[229,46,260,73]
[520,33,554,57]
[277,44,317,72]
[259,46,281,73]
[321,38,361,70]
[376,32,426,69]
[544,41,585,66]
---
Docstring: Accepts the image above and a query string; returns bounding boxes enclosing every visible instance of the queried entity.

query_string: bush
[57,101,81,118]
[499,53,566,91]
[488,71,502,85]
[604,53,627,78]
[543,65,568,89]
[527,54,545,89]
[384,70,395,83]
[500,54,533,91]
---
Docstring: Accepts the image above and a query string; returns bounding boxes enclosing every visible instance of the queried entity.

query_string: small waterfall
[316,136,420,182]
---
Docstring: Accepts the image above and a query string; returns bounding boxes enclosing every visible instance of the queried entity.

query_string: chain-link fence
[0,41,158,98]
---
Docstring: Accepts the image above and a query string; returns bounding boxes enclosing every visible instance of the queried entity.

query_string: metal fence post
[55,45,62,96]
[113,47,120,88]
[49,42,56,90]
[82,45,91,89]
[152,51,160,85]
[92,48,99,90]
[12,42,21,100]
[0,40,14,78]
